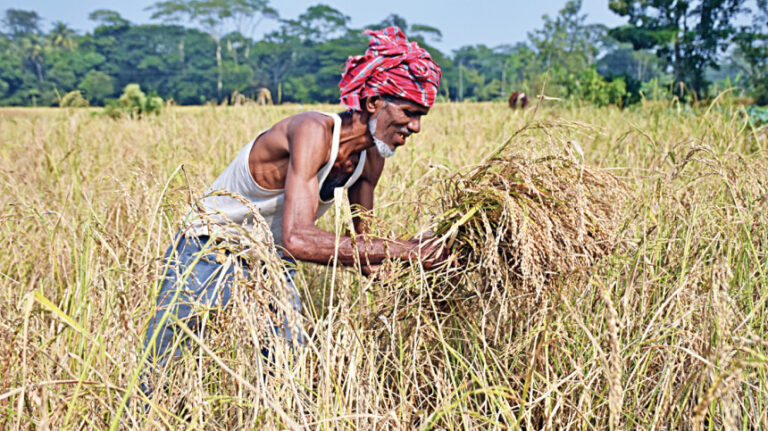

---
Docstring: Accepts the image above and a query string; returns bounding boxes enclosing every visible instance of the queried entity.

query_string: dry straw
[431,139,629,298]
[133,189,307,425]
[3,104,767,429]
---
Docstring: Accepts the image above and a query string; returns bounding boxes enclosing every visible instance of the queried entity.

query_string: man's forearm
[283,225,416,267]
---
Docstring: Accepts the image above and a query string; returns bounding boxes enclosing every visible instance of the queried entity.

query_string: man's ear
[363,96,382,115]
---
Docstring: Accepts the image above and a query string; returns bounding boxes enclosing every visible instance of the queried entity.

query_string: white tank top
[184,111,367,246]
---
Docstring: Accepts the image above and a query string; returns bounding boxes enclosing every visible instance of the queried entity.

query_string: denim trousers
[142,235,303,376]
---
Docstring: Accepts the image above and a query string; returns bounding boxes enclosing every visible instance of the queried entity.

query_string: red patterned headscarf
[339,26,442,111]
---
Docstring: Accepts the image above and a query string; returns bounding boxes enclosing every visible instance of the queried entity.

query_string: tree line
[1,0,766,108]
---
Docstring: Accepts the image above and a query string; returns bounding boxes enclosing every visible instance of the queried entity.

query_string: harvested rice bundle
[434,153,628,295]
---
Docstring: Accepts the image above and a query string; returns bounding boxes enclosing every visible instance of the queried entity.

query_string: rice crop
[1,101,767,429]
[433,147,628,295]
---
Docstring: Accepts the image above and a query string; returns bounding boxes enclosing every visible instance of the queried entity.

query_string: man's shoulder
[284,111,335,138]
[282,112,335,166]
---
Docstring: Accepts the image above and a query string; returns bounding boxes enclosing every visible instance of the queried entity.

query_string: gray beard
[368,116,396,158]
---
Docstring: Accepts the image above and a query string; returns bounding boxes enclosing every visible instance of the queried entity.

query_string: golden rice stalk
[434,153,629,296]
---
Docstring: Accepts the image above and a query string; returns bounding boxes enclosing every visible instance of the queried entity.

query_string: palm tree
[15,35,46,82]
[48,21,77,51]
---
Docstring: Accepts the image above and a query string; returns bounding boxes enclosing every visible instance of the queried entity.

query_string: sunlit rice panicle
[434,152,629,297]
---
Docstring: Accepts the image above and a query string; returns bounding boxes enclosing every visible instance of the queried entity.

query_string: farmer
[143,26,446,374]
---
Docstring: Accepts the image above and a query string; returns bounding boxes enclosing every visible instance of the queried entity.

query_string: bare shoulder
[284,111,334,145]
[281,112,335,175]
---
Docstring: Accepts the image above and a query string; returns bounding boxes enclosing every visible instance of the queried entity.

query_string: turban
[339,26,442,111]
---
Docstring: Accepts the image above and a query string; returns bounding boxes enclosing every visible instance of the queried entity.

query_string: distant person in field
[508,91,529,109]
[143,27,447,375]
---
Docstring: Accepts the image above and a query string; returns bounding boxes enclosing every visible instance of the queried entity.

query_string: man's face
[369,97,430,155]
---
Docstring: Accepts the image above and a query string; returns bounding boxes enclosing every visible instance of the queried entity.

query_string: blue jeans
[143,235,303,374]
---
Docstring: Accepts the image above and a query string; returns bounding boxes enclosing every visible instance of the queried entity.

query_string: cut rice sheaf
[434,154,628,296]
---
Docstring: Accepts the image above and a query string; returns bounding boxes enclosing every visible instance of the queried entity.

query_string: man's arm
[347,158,446,274]
[280,118,440,268]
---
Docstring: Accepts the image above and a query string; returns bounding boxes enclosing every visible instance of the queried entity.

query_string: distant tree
[246,4,364,103]
[252,27,298,101]
[282,4,349,43]
[374,14,443,43]
[46,67,76,93]
[733,0,768,103]
[563,67,629,106]
[0,79,9,99]
[165,28,219,104]
[222,31,249,65]
[228,0,279,38]
[79,70,114,104]
[91,24,200,98]
[1,11,47,93]
[498,43,537,87]
[0,35,21,100]
[609,0,745,98]
[597,45,665,82]
[528,0,606,72]
[375,14,408,32]
[88,9,131,28]
[48,22,77,50]
[409,24,443,43]
[147,0,278,101]
[452,44,509,101]
[2,9,41,39]
[17,35,46,83]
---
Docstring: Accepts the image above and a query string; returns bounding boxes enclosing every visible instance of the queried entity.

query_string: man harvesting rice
[144,27,447,373]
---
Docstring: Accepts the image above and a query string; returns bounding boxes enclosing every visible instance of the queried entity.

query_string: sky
[3,0,627,53]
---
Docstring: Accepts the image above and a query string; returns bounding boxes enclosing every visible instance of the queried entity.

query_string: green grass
[0,101,766,429]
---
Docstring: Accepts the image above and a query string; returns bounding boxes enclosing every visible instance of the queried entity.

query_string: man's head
[363,96,429,158]
[339,26,441,157]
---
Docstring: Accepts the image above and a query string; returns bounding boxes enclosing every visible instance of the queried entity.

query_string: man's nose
[407,117,421,134]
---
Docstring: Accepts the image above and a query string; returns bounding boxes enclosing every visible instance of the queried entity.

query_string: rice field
[0,100,767,429]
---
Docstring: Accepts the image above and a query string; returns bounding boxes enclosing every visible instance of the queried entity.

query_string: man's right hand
[409,235,450,270]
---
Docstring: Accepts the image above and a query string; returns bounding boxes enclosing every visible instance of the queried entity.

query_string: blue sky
[4,0,626,53]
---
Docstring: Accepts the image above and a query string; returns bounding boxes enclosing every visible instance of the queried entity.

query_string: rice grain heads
[434,150,629,297]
